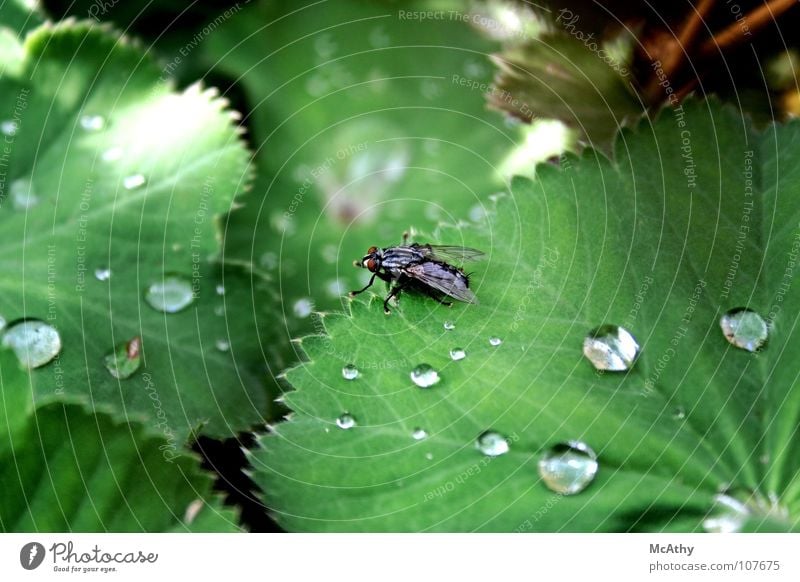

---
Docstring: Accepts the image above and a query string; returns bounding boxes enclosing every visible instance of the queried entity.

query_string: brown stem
[699,0,797,56]
[645,0,716,101]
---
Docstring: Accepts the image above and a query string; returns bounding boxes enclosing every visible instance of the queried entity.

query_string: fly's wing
[414,244,485,264]
[404,262,478,304]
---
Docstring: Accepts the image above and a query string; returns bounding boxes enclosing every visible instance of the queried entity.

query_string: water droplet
[79,114,105,131]
[489,337,502,346]
[123,174,146,190]
[94,268,111,281]
[476,430,510,457]
[259,252,278,270]
[215,339,230,352]
[449,348,466,361]
[342,364,359,380]
[325,278,346,298]
[101,146,124,162]
[293,298,313,318]
[1,120,18,136]
[412,427,428,440]
[469,204,488,222]
[720,308,768,352]
[103,336,142,379]
[425,452,434,460]
[673,406,686,420]
[336,412,356,430]
[215,284,225,296]
[410,364,440,388]
[703,494,750,533]
[314,33,337,59]
[2,320,62,369]
[144,275,195,313]
[9,178,39,210]
[214,304,225,317]
[583,325,639,371]
[443,321,455,331]
[538,441,599,495]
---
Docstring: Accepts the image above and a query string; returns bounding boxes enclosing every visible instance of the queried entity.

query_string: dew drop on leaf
[103,336,142,379]
[489,336,502,346]
[215,339,230,352]
[720,308,768,352]
[582,324,639,371]
[94,267,111,281]
[215,284,226,296]
[10,178,39,210]
[412,428,428,440]
[293,298,313,318]
[702,494,750,533]
[410,364,440,388]
[2,320,62,369]
[443,320,455,331]
[123,174,146,190]
[101,146,123,162]
[336,413,356,430]
[476,430,510,457]
[144,275,195,313]
[449,347,466,361]
[79,114,105,131]
[537,440,598,495]
[342,364,359,380]
[673,406,686,420]
[1,120,18,136]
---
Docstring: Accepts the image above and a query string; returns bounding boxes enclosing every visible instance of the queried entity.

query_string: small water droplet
[1,120,18,136]
[101,146,124,162]
[412,428,428,440]
[583,325,639,371]
[673,406,686,420]
[123,174,146,190]
[293,298,313,318]
[489,337,502,346]
[214,304,225,317]
[9,178,39,210]
[215,339,230,352]
[342,364,359,380]
[703,494,750,533]
[259,252,278,270]
[469,204,487,222]
[538,441,599,495]
[425,452,434,460]
[720,308,768,352]
[476,430,510,457]
[449,347,466,361]
[79,114,105,131]
[94,268,111,281]
[103,336,142,379]
[215,284,225,296]
[410,364,440,388]
[443,321,455,331]
[2,320,62,369]
[314,33,337,59]
[325,278,346,298]
[336,412,356,430]
[144,275,195,313]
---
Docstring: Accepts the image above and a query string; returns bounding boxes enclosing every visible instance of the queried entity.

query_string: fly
[350,232,484,314]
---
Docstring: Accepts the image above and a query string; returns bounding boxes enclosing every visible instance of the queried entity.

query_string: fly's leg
[401,231,409,245]
[421,286,453,307]
[383,283,407,314]
[349,273,377,297]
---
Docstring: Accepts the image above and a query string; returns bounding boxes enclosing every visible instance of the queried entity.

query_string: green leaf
[0,352,239,532]
[490,33,641,151]
[0,21,272,442]
[252,99,800,531]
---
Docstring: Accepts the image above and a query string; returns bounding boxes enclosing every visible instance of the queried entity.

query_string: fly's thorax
[380,246,426,269]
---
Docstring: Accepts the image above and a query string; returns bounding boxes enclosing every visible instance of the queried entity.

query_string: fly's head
[355,246,383,273]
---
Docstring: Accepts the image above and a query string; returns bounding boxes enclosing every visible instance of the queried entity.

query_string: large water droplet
[583,325,639,371]
[720,308,768,352]
[79,114,105,131]
[9,178,39,210]
[342,364,359,380]
[538,441,599,495]
[410,364,440,388]
[1,120,18,136]
[476,430,510,457]
[293,298,313,318]
[449,348,466,361]
[489,336,503,347]
[336,412,356,430]
[412,427,428,440]
[703,494,750,533]
[2,320,62,369]
[104,336,142,379]
[94,267,111,281]
[123,174,146,190]
[443,321,455,331]
[144,275,195,313]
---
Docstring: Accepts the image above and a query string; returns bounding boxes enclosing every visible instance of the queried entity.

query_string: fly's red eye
[367,246,378,254]
[366,259,377,271]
